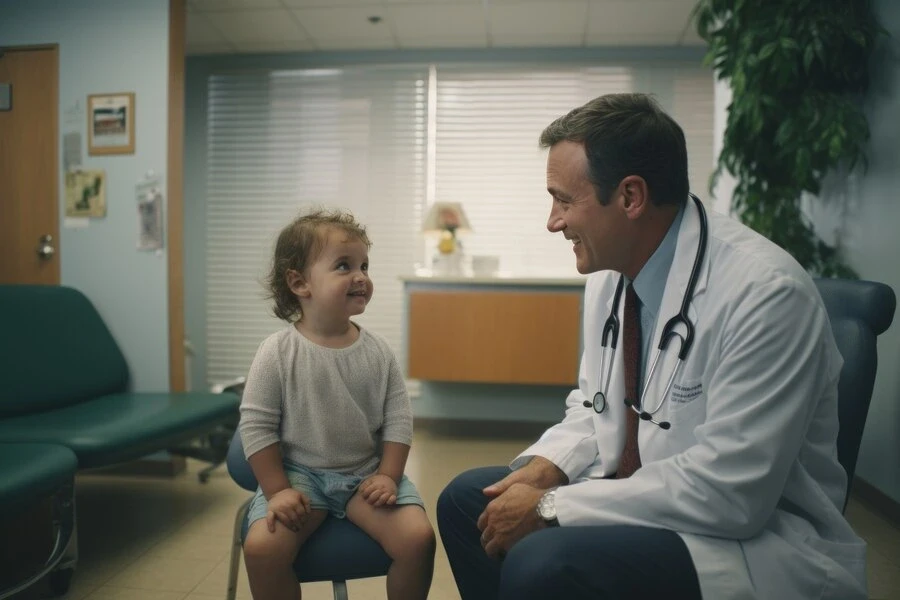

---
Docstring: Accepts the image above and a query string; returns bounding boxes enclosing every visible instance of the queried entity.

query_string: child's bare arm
[248,443,291,498]
[359,441,409,506]
[378,441,409,483]
[248,443,310,531]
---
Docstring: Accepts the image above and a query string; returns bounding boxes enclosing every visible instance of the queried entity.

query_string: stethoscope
[583,194,708,430]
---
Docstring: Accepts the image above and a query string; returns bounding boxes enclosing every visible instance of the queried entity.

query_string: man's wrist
[536,486,560,527]
[527,457,568,487]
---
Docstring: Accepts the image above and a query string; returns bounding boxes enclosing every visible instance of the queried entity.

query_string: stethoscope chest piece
[592,391,607,414]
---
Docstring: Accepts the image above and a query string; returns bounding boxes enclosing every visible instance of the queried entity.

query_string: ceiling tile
[492,33,584,48]
[587,0,697,38]
[282,0,384,6]
[187,11,230,44]
[186,42,238,55]
[679,19,706,46]
[290,6,394,40]
[585,33,681,46]
[231,39,318,53]
[398,35,488,49]
[204,9,310,43]
[385,0,480,3]
[389,4,486,42]
[489,1,587,37]
[314,37,399,50]
[192,0,282,10]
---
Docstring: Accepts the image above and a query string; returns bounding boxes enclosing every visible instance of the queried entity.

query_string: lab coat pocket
[804,535,866,569]
[671,378,704,407]
[803,536,867,598]
[663,380,707,447]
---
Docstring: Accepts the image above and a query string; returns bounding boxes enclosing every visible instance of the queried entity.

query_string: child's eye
[361,263,369,272]
[336,262,350,271]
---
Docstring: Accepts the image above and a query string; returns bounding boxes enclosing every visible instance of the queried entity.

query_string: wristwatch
[536,487,560,527]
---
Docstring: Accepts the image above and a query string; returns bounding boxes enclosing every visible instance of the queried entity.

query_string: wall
[0,0,172,391]
[812,0,900,503]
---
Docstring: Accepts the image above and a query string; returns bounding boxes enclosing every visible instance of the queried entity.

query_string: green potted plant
[695,0,884,277]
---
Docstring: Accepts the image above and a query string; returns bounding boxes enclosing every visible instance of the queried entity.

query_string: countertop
[399,274,587,287]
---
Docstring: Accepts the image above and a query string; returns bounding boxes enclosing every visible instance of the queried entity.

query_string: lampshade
[421,202,472,234]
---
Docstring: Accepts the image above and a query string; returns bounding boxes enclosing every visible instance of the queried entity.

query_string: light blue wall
[0,0,172,392]
[809,0,900,503]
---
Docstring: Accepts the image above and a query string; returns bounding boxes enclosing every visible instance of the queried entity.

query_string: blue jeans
[437,466,703,600]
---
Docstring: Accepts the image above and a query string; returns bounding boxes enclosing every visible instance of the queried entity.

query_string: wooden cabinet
[407,288,582,386]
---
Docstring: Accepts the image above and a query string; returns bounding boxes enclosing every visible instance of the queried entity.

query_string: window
[205,66,427,385]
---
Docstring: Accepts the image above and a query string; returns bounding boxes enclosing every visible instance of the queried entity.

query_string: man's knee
[438,466,504,523]
[498,529,568,599]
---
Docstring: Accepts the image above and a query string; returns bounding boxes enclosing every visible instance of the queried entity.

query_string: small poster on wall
[87,92,135,155]
[136,172,164,251]
[64,169,106,218]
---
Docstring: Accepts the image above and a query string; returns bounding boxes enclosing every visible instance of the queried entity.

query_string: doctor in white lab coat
[437,93,867,600]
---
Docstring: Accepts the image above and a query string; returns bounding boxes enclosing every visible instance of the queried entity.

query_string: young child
[239,209,435,600]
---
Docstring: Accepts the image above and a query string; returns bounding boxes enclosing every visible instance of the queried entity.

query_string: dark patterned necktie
[617,282,643,478]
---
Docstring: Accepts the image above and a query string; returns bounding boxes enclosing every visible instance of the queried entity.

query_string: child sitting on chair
[239,209,435,600]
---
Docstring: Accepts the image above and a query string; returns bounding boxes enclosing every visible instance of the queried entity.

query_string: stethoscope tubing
[589,194,708,429]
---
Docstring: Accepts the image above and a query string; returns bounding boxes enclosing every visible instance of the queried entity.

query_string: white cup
[472,255,500,277]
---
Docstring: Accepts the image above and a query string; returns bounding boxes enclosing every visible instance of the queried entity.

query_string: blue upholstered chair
[813,278,896,511]
[225,433,391,600]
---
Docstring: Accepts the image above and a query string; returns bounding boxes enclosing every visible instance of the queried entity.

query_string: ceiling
[186,0,704,56]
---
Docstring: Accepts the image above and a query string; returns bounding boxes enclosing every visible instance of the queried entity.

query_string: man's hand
[359,473,399,507]
[477,483,548,559]
[483,456,567,499]
[266,488,311,533]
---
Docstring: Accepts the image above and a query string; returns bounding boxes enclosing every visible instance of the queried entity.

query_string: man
[436,93,866,600]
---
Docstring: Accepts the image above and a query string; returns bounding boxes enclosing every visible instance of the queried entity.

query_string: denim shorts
[246,460,425,527]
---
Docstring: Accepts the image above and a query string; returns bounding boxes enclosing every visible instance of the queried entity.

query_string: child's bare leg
[346,494,436,600]
[243,510,327,600]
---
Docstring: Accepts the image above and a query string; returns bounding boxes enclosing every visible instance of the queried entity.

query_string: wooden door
[0,46,59,285]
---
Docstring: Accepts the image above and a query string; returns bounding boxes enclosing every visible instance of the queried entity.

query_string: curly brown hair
[267,208,371,322]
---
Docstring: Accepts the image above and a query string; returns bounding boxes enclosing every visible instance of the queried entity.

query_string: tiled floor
[9,422,900,600]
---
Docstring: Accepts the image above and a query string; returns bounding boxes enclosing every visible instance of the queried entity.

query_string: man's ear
[286,269,310,298]
[619,175,649,220]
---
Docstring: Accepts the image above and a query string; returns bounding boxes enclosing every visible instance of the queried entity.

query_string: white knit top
[238,324,412,475]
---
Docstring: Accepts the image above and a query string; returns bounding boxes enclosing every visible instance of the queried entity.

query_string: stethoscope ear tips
[583,400,592,408]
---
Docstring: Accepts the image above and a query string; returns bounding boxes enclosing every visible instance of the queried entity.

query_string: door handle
[37,234,54,260]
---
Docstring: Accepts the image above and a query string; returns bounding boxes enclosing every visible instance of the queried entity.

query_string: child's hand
[359,473,398,507]
[265,488,311,533]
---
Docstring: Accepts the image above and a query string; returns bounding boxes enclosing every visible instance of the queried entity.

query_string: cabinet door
[408,291,581,385]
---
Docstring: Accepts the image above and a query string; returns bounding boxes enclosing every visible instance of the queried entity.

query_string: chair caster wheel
[199,472,209,483]
[48,568,74,596]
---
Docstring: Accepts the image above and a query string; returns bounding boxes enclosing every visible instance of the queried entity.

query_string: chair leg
[226,497,251,600]
[332,580,348,600]
[0,480,77,600]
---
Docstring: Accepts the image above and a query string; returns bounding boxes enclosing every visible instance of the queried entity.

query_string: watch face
[538,491,556,520]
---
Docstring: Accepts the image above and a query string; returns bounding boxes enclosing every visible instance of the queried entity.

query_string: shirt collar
[631,201,685,318]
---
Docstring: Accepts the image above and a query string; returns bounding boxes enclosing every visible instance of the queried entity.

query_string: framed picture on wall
[87,92,135,155]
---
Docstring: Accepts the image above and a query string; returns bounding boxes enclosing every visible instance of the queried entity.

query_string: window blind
[431,63,714,277]
[205,66,428,386]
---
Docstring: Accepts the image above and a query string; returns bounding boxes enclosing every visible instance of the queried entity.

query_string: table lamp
[421,201,472,255]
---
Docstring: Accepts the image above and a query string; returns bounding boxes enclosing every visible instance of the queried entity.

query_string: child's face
[292,227,373,321]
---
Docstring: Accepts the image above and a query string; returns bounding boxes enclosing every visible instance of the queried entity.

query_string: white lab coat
[513,200,867,599]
